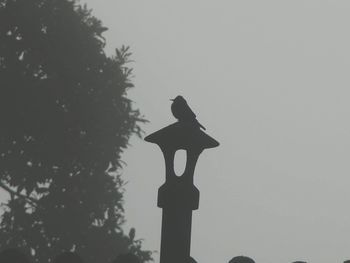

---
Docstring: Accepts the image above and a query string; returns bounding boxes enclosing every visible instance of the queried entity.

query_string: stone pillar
[145,122,219,263]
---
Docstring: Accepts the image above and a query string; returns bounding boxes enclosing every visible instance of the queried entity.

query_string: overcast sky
[3,1,350,262]
[82,1,350,263]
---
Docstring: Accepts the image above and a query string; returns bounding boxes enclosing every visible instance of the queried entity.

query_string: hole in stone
[174,149,187,177]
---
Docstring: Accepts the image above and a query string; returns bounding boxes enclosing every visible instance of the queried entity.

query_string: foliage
[0,0,151,262]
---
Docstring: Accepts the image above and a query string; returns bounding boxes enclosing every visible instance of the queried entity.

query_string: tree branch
[0,181,39,207]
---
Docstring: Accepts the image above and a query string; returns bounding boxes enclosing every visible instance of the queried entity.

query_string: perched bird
[128,227,136,241]
[170,95,206,130]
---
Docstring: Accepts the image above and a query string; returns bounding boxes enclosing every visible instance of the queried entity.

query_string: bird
[128,227,135,241]
[170,95,206,130]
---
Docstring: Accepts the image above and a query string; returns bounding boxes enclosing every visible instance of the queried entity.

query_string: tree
[0,0,151,262]
[0,248,32,263]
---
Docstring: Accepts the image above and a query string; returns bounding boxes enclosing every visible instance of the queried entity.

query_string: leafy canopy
[0,0,150,262]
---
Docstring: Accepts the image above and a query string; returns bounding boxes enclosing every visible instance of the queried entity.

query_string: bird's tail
[197,120,206,130]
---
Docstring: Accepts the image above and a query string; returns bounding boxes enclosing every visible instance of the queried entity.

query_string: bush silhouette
[229,255,255,263]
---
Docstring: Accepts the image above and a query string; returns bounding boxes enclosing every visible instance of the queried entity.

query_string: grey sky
[2,1,350,262]
[71,1,350,263]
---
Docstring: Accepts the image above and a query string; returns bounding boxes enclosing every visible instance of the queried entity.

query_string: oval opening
[173,149,187,177]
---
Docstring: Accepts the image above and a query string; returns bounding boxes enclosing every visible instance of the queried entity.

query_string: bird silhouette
[129,227,136,241]
[170,95,206,130]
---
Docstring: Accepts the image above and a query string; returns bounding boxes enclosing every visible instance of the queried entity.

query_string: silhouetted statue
[112,253,140,263]
[0,248,31,263]
[53,252,84,263]
[229,256,255,263]
[170,95,206,130]
[146,108,219,263]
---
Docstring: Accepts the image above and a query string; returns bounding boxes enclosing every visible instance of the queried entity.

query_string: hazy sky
[77,1,350,263]
[3,1,350,262]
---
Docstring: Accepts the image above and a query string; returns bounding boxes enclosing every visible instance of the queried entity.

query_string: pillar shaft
[160,208,193,263]
[157,179,199,263]
[145,121,219,263]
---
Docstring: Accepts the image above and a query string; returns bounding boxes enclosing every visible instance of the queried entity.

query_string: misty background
[2,1,350,262]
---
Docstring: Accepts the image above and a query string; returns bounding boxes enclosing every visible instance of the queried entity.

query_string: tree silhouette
[53,251,84,263]
[0,1,151,263]
[0,248,32,263]
[112,253,140,263]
